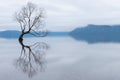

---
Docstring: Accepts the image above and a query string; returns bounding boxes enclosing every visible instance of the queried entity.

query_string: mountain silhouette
[70,24,120,43]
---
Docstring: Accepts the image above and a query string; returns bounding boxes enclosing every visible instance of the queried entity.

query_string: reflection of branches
[15,41,49,78]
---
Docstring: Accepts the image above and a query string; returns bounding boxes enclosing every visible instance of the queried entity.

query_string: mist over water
[0,37,120,80]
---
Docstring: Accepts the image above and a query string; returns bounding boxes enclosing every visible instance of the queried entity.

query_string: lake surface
[0,37,120,80]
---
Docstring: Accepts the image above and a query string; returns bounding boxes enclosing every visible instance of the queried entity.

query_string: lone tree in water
[14,2,46,43]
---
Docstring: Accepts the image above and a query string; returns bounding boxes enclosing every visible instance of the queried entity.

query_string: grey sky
[0,0,120,31]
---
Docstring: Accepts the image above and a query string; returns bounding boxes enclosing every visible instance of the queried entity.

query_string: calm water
[0,37,120,80]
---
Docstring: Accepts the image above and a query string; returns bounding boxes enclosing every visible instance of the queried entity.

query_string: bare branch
[30,29,48,37]
[14,2,46,36]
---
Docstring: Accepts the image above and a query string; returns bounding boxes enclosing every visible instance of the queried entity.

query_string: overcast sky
[0,0,120,31]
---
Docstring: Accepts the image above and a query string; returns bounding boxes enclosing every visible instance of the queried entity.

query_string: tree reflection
[15,41,49,78]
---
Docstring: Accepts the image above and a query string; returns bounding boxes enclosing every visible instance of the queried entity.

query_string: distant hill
[70,24,120,43]
[0,30,69,39]
[47,32,69,37]
[0,30,21,38]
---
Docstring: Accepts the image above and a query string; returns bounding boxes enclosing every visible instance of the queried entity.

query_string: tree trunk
[18,31,30,46]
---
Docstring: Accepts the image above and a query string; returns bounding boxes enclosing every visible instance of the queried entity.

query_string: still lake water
[0,37,120,80]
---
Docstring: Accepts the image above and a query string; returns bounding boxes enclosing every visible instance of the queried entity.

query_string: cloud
[0,0,120,31]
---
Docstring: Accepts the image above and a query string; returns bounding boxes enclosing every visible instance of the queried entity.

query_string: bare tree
[14,2,47,43]
[14,2,49,78]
